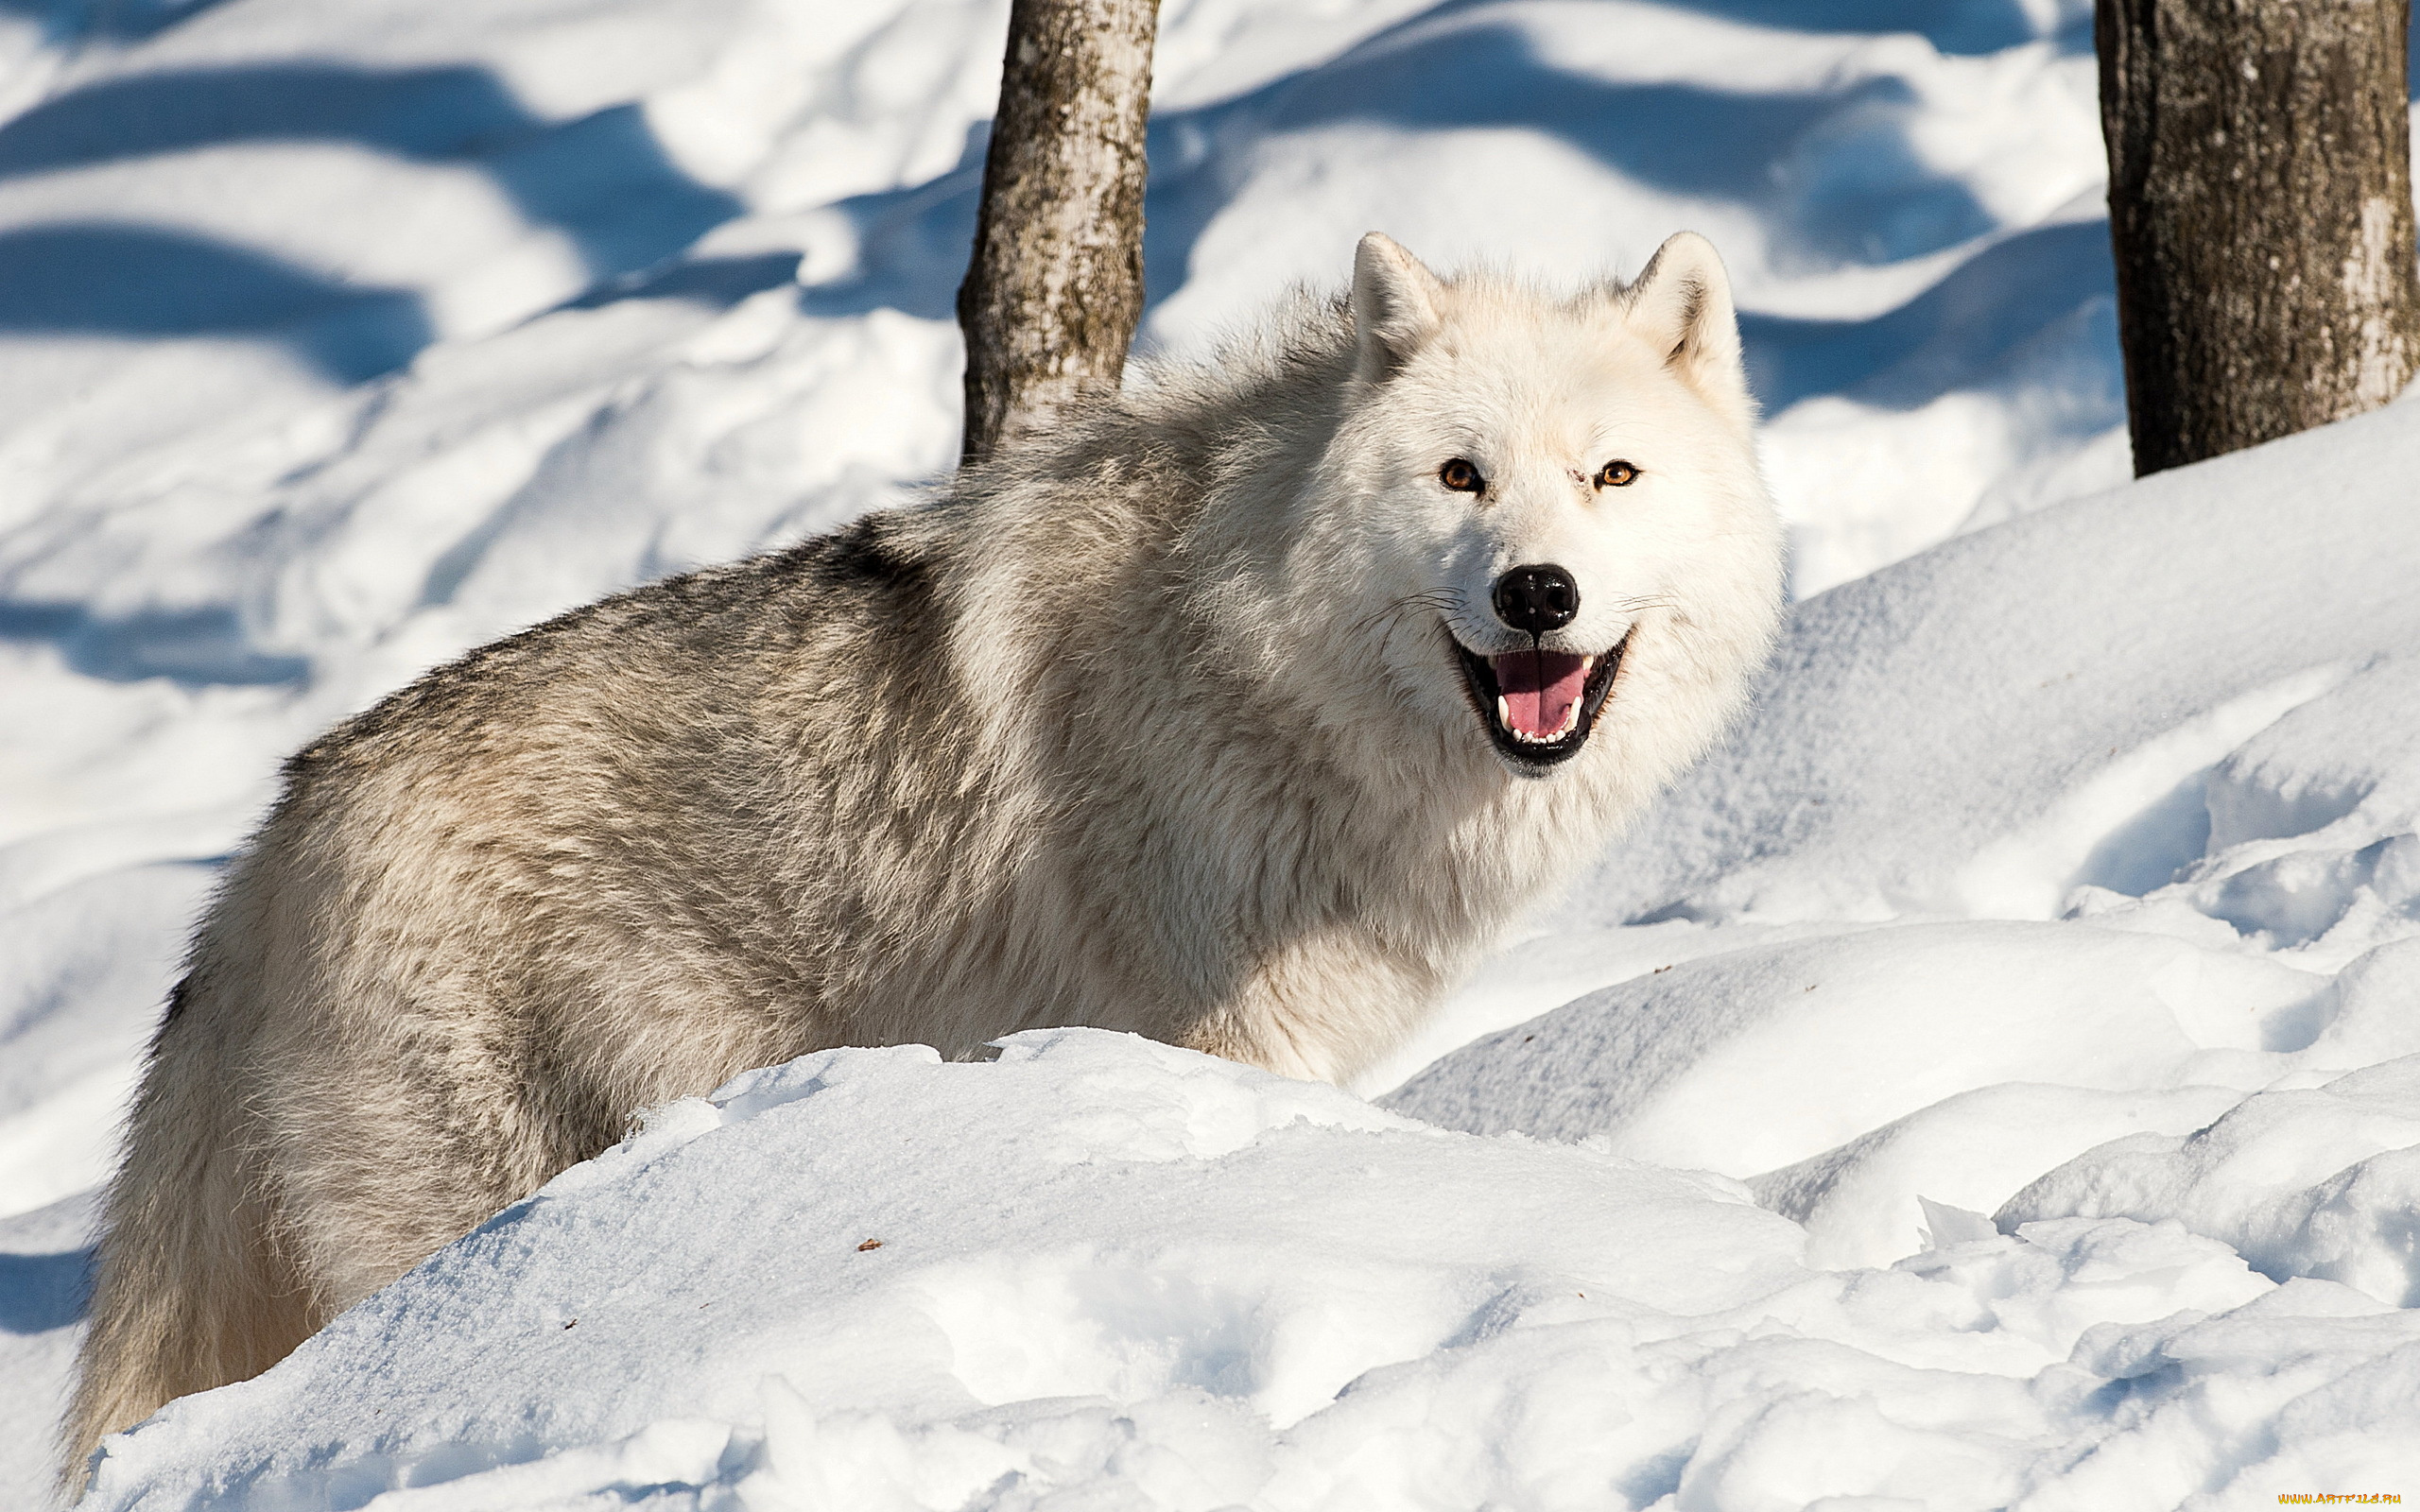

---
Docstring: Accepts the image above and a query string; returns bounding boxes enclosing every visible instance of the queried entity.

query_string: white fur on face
[1308,240,1779,769]
[1386,311,1755,655]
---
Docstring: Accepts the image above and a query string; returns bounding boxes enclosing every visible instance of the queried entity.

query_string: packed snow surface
[74,1032,2420,1510]
[4,0,2418,1506]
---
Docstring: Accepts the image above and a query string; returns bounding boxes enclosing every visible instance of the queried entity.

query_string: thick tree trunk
[2099,0,2420,476]
[957,0,1158,467]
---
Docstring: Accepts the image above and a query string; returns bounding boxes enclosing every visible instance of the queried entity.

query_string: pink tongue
[1492,649,1589,739]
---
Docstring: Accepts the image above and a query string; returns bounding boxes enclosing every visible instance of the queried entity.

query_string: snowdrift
[77,1032,2420,1510]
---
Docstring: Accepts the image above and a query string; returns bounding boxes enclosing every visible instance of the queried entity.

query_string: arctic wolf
[65,231,1783,1484]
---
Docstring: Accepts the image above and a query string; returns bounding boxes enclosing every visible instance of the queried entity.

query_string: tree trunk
[957,0,1158,467]
[2099,0,2420,476]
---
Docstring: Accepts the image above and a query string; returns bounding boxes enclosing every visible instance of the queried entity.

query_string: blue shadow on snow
[789,9,2075,423]
[0,1247,91,1334]
[0,599,312,685]
[566,250,806,313]
[0,62,743,282]
[1150,19,1995,275]
[0,222,430,384]
[0,62,741,382]
[1658,0,2078,56]
[1738,219,2117,412]
[794,16,2002,328]
[0,0,236,44]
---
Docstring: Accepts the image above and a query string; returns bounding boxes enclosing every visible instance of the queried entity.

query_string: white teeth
[1491,655,1599,744]
[1501,712,1582,745]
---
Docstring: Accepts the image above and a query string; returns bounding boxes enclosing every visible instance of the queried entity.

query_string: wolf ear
[1622,232,1753,429]
[1350,232,1444,386]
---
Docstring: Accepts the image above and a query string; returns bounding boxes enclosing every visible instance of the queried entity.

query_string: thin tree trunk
[957,0,1158,467]
[2099,0,2420,476]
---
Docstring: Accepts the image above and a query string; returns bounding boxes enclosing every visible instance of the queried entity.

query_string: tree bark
[2099,0,2420,476]
[957,0,1159,467]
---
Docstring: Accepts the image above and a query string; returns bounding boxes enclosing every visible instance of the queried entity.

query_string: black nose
[1491,563,1580,635]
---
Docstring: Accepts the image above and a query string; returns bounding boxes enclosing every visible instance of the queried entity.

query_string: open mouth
[1452,632,1627,770]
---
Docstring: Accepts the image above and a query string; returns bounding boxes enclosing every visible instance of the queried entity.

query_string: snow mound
[2001,1050,2420,1310]
[84,1030,1792,1507]
[2178,659,2420,956]
[1383,919,2330,1267]
[78,1031,2420,1511]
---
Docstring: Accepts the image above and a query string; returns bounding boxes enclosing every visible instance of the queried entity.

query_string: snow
[65,1033,2420,1510]
[2000,1052,2420,1310]
[3,0,2417,1505]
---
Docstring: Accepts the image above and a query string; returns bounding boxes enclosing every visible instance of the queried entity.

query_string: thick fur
[64,232,1784,1488]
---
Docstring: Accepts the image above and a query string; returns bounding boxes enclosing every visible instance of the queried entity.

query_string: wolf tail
[58,977,314,1499]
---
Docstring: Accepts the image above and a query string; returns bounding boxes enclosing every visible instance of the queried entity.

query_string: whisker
[1600,594,1678,616]
[1349,588,1464,640]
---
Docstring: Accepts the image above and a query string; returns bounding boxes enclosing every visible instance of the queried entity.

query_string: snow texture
[4,0,2419,1506]
[70,1033,2420,1510]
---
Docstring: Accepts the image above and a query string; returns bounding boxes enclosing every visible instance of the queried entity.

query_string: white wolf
[64,231,1784,1486]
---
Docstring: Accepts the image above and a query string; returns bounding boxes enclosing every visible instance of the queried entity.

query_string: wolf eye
[1439,457,1484,493]
[1595,459,1639,489]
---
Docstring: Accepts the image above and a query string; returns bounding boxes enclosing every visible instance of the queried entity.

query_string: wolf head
[1274,232,1784,788]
